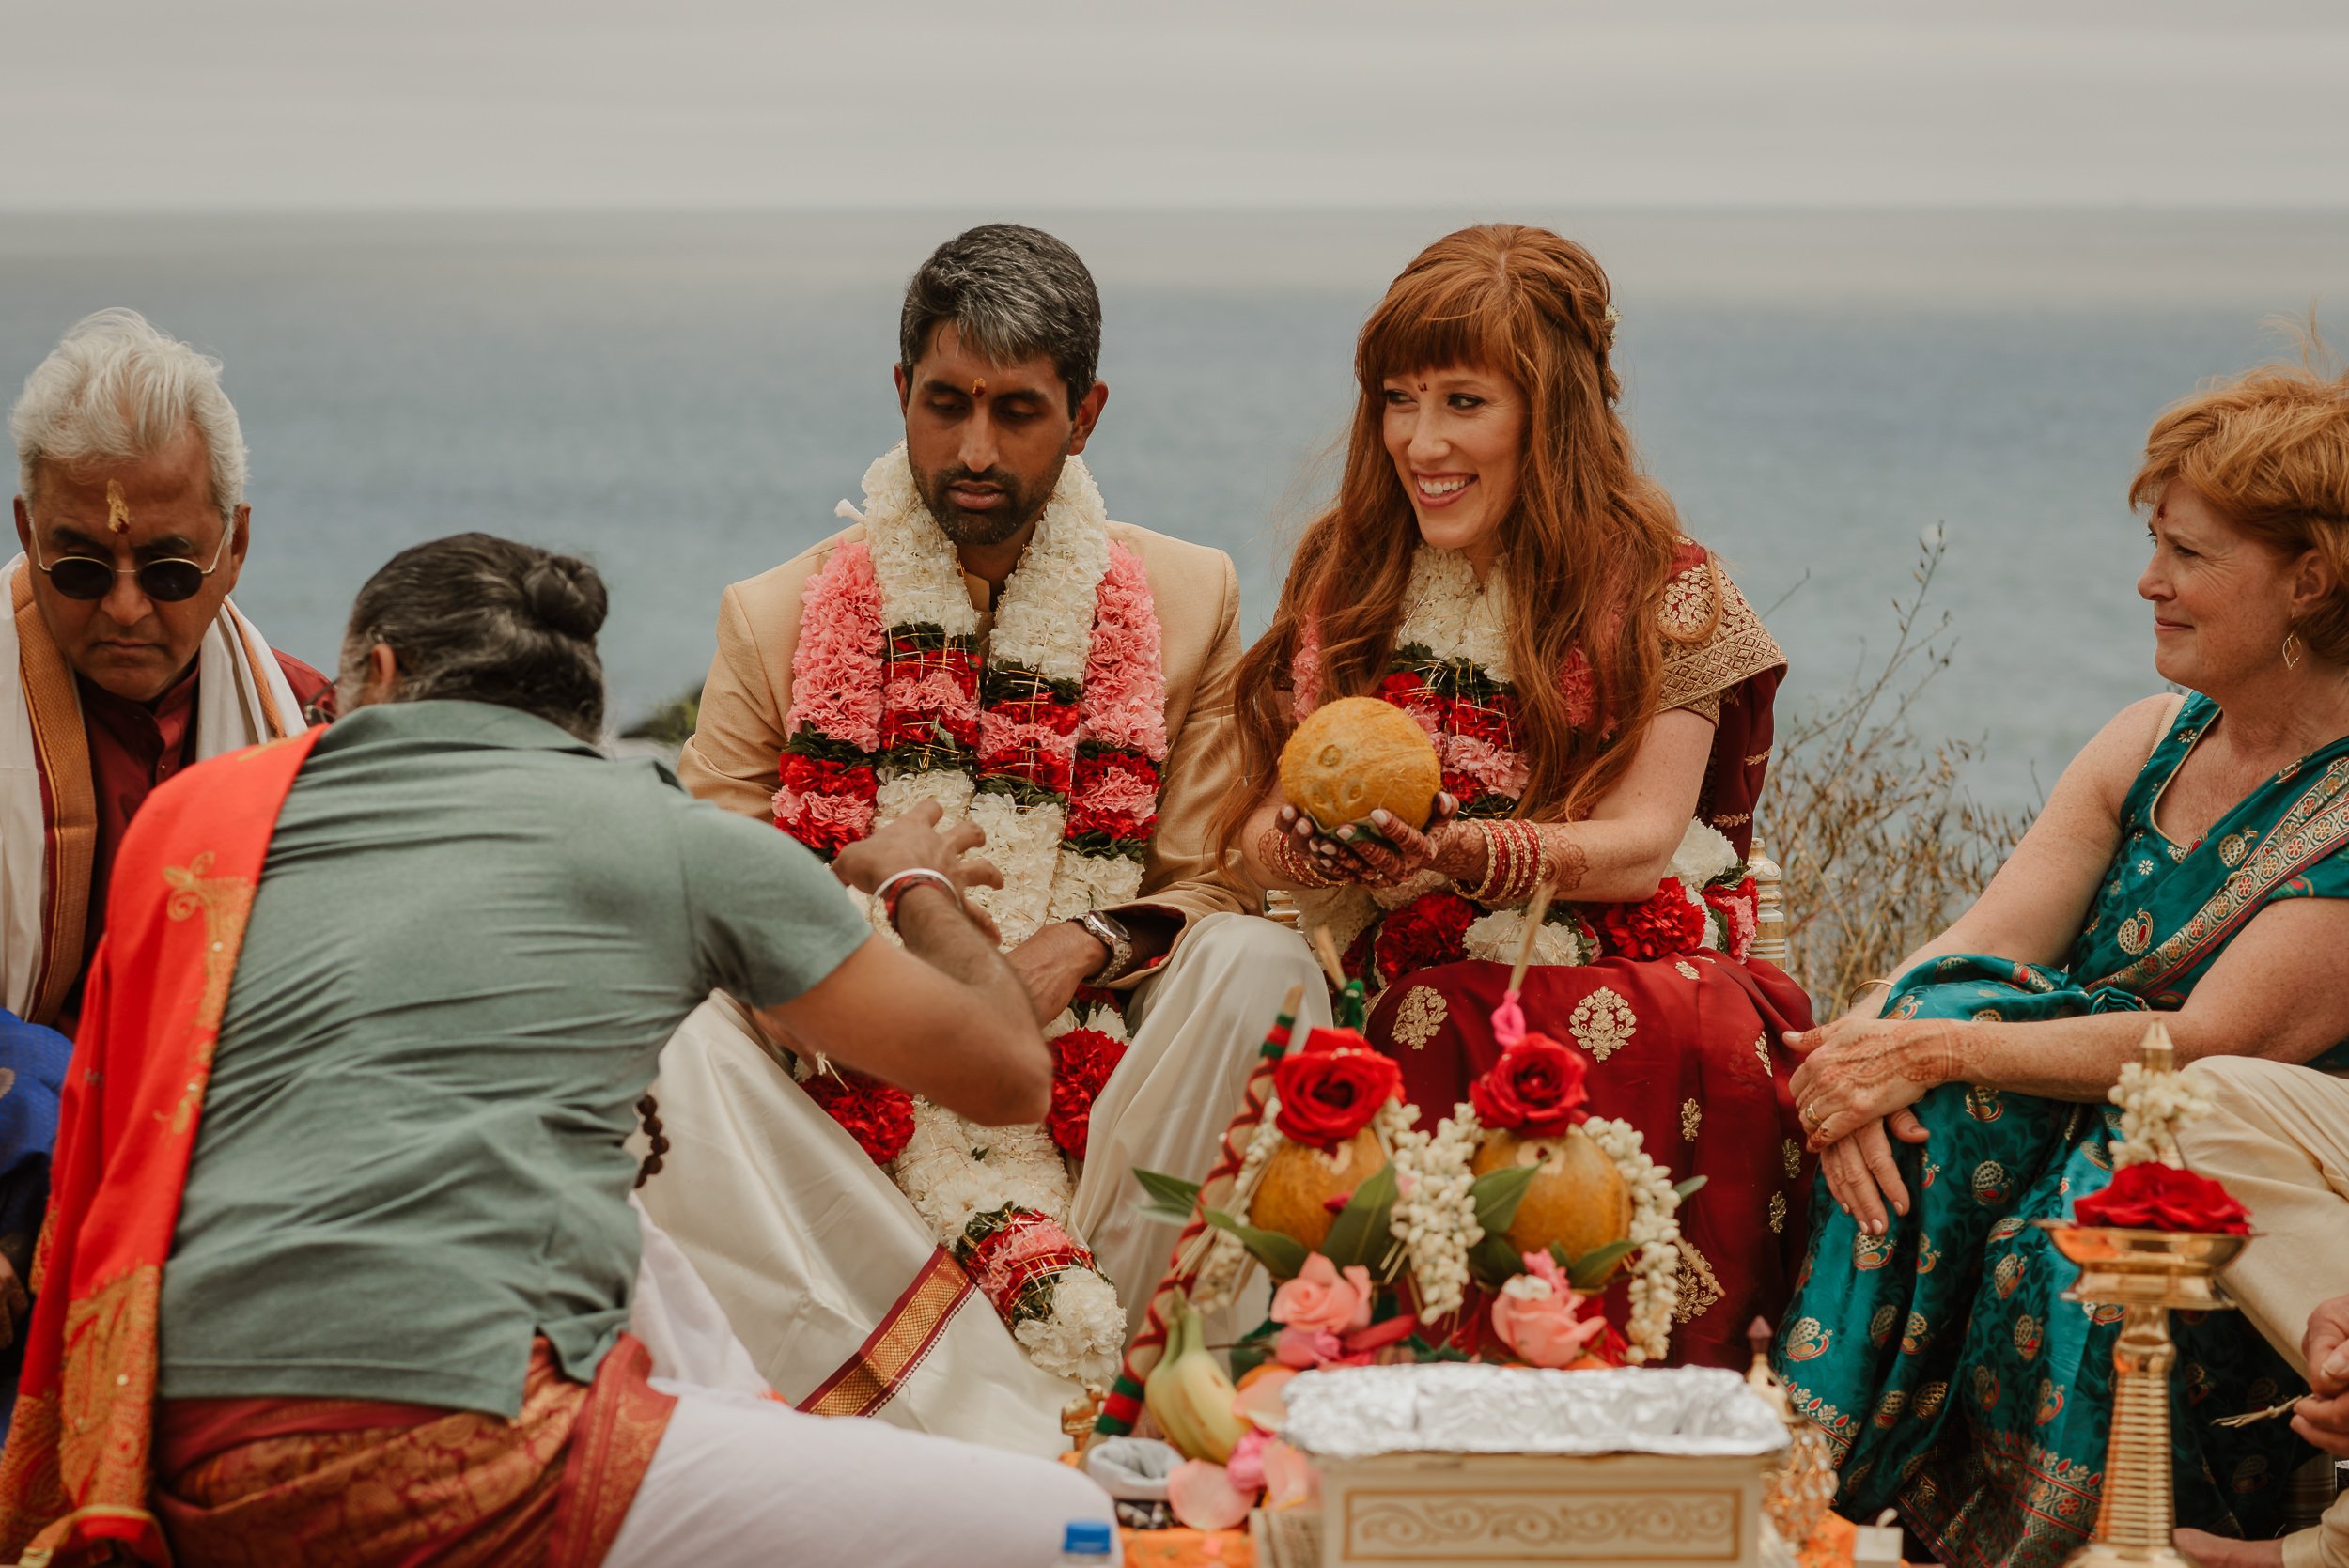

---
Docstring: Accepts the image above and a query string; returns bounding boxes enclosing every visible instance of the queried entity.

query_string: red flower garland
[1369,890,1476,986]
[803,1069,917,1165]
[1047,1027,1129,1159]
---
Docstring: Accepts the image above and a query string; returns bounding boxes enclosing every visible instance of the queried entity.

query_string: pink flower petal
[1168,1459,1253,1531]
[1233,1366,1297,1430]
[1261,1441,1321,1512]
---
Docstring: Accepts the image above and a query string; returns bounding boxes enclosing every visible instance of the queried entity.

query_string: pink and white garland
[770,443,1169,1388]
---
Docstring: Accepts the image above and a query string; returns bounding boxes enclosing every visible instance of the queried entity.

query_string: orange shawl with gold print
[0,728,673,1566]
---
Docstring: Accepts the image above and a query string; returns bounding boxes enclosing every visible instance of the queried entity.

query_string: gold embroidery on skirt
[1567,988,1635,1062]
[1672,1241,1723,1324]
[1390,986,1448,1050]
[1679,1099,1702,1142]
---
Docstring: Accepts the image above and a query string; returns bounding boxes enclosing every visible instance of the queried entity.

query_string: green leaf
[1406,1333,1472,1364]
[1563,1239,1640,1291]
[1470,1231,1528,1289]
[1131,1169,1204,1224]
[1673,1175,1709,1203]
[1470,1163,1538,1234]
[1204,1208,1310,1280]
[1320,1163,1400,1276]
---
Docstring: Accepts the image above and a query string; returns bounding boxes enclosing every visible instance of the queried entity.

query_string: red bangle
[875,867,957,930]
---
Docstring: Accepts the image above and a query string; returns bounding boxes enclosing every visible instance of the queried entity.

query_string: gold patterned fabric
[1658,552,1785,722]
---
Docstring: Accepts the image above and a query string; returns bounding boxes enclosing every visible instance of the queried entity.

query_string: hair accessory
[1602,303,1622,346]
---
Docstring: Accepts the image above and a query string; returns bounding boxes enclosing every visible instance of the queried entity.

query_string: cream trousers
[637,911,1329,1453]
[2174,1056,2349,1568]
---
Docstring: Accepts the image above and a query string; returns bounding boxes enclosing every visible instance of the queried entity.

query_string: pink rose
[1225,1428,1272,1493]
[1270,1252,1374,1336]
[1489,1251,1607,1369]
[1274,1327,1345,1369]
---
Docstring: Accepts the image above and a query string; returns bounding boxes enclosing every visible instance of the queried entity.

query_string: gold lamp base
[2034,1222,2250,1568]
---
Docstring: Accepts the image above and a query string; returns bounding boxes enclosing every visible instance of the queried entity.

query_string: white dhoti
[2174,1056,2349,1568]
[620,1199,1114,1567]
[636,911,1329,1452]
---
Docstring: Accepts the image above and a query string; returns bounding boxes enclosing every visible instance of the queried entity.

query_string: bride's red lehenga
[1292,540,1816,1368]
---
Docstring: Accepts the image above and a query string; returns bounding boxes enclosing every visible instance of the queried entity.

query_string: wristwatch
[1074,909,1136,986]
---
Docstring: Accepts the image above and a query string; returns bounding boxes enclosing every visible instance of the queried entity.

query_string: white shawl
[0,553,303,1023]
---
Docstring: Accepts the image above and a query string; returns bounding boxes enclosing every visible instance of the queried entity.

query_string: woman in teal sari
[1773,358,2349,1568]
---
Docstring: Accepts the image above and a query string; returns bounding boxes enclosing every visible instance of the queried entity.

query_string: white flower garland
[1581,1113,1685,1365]
[2108,1058,2216,1170]
[846,445,1140,948]
[1398,544,1513,679]
[1389,1102,1486,1321]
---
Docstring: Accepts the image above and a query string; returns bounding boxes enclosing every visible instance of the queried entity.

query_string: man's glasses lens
[44,558,207,603]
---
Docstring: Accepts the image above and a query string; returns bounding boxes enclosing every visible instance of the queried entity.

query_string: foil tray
[1280,1363,1791,1462]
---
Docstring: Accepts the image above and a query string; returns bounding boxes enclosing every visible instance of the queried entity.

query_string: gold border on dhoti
[796,1247,975,1420]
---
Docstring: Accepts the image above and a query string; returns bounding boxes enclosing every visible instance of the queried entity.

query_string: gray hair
[10,308,247,526]
[899,225,1102,413]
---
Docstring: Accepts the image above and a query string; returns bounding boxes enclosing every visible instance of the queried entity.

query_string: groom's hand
[1006,922,1111,1026]
[2295,1296,2349,1455]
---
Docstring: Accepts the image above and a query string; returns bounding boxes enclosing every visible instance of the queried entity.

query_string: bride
[1220,223,1813,1366]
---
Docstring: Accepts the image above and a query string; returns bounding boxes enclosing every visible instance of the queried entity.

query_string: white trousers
[2173,1056,2349,1568]
[614,1203,1114,1568]
[636,911,1329,1452]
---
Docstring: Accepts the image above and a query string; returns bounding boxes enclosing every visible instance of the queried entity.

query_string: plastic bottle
[1056,1519,1114,1564]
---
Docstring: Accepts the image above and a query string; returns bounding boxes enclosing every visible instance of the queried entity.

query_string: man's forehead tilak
[106,480,131,536]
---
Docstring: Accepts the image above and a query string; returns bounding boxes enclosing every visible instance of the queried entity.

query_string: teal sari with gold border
[1773,694,2349,1567]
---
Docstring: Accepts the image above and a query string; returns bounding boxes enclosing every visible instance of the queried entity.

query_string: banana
[1147,1296,1251,1463]
[1144,1292,1211,1458]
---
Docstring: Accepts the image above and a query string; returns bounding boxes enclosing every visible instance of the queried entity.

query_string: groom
[650,224,1324,1447]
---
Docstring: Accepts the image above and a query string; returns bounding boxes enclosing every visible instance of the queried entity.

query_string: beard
[912,458,1061,548]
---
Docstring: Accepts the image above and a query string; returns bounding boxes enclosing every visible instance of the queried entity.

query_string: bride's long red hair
[1216,225,1692,858]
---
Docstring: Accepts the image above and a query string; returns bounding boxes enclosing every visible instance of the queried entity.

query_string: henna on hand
[1535,828,1590,894]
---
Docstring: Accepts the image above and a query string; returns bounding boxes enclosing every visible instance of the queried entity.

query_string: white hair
[9,308,247,524]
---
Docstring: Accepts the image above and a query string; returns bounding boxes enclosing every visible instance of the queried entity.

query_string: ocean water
[4,208,2345,807]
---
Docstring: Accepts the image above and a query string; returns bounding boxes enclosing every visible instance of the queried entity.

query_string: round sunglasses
[28,528,229,603]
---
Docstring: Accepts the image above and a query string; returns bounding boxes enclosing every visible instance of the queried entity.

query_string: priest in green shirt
[0,533,1112,1568]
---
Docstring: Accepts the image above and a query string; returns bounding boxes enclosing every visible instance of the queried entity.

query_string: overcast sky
[8,0,2347,210]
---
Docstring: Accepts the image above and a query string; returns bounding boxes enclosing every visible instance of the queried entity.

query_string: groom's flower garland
[770,444,1168,1387]
[1290,546,1757,996]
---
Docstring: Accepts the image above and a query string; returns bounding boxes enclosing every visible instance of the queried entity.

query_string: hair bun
[521,554,608,641]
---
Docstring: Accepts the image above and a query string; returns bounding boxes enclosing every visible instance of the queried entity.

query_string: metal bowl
[2032,1221,2249,1309]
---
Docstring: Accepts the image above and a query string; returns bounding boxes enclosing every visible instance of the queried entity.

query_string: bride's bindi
[105,480,131,536]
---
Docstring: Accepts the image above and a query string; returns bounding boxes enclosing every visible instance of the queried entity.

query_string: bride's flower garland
[770,444,1168,1388]
[1290,546,1756,997]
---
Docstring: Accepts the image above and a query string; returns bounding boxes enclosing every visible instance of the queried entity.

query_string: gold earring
[2284,631,2305,669]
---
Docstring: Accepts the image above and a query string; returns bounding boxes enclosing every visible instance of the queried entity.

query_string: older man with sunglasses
[5,309,332,1043]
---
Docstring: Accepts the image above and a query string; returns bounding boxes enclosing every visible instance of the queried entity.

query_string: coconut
[1470,1126,1633,1274]
[1251,1127,1387,1259]
[1280,696,1441,834]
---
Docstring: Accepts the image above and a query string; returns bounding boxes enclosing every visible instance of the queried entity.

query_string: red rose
[1598,877,1707,960]
[2073,1162,2250,1234]
[1274,1029,1403,1148]
[1371,891,1476,986]
[802,1070,916,1165]
[1469,1032,1593,1136]
[1047,1028,1128,1159]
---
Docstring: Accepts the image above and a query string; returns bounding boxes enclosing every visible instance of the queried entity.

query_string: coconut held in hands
[1280,696,1442,834]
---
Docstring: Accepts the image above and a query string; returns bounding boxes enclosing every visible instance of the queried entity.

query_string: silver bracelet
[872,867,958,931]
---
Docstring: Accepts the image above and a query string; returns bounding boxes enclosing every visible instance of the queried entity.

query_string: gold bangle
[1846,976,1896,1008]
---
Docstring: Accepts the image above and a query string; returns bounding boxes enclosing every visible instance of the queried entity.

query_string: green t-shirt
[157,700,871,1416]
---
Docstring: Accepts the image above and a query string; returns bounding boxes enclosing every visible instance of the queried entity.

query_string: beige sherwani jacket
[678,519,1252,983]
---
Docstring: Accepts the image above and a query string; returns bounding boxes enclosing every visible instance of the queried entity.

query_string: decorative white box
[1281,1364,1789,1568]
